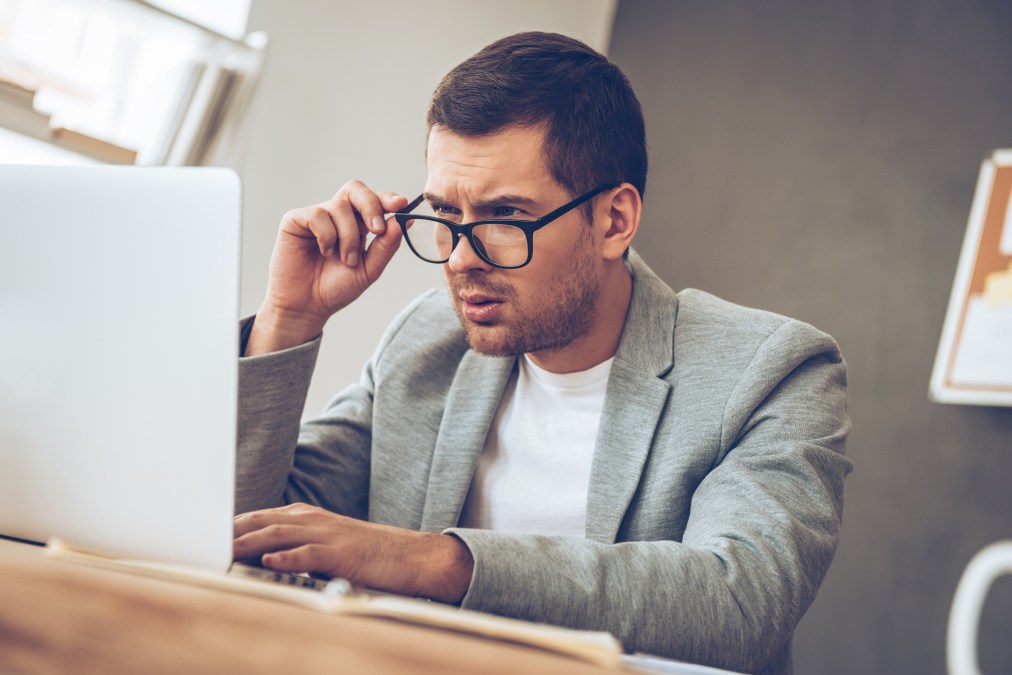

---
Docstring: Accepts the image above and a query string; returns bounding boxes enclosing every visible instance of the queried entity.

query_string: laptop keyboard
[230,563,352,596]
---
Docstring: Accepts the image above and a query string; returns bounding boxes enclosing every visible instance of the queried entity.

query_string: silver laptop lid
[0,165,239,572]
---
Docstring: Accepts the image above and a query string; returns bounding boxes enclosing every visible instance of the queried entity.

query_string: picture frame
[930,149,1012,406]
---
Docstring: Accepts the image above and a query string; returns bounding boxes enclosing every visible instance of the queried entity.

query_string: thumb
[360,225,405,284]
[378,192,410,214]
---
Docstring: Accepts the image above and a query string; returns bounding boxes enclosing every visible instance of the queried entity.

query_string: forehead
[424,125,559,199]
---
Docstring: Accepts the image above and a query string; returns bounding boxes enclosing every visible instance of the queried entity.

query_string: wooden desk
[0,538,617,674]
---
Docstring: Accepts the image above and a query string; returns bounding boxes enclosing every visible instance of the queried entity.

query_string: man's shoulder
[675,288,794,334]
[620,252,841,377]
[673,288,842,370]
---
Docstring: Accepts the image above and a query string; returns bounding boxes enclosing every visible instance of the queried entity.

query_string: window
[0,0,264,165]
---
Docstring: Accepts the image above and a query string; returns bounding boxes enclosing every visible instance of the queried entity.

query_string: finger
[360,224,404,285]
[329,195,367,267]
[233,522,314,559]
[379,193,414,240]
[377,191,410,219]
[300,206,340,258]
[364,192,409,240]
[343,181,393,237]
[233,507,308,539]
[261,543,330,575]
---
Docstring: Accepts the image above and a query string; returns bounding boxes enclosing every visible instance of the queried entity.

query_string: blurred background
[2,1,1010,672]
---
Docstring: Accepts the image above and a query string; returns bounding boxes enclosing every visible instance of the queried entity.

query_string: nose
[446,233,493,274]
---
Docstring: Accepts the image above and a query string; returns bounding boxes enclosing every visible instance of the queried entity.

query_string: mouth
[458,290,505,323]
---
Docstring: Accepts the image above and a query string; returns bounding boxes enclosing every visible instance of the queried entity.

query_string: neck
[526,262,633,374]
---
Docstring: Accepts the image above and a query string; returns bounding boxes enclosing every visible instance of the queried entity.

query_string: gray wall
[609,2,1012,673]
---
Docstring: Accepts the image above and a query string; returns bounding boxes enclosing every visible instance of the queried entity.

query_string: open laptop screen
[0,166,240,572]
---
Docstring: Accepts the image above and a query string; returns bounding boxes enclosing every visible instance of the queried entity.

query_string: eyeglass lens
[402,216,529,267]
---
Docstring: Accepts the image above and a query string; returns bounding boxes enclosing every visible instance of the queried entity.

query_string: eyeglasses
[393,185,613,269]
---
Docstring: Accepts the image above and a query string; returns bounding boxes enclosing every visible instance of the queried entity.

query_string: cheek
[505,273,549,315]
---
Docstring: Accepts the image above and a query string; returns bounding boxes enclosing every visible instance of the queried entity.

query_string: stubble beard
[448,241,602,358]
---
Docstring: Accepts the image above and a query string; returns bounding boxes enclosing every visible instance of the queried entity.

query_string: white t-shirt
[459,354,614,537]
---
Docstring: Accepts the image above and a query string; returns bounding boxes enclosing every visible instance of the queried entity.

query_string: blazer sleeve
[233,316,376,519]
[234,291,439,519]
[445,320,852,674]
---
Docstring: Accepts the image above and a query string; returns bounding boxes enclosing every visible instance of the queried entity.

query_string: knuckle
[333,181,362,202]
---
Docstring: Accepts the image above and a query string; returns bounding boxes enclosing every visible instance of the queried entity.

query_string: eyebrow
[422,192,539,209]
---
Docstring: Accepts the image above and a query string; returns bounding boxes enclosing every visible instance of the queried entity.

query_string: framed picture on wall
[930,149,1012,406]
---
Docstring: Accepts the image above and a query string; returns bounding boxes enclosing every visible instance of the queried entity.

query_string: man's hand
[246,181,409,355]
[232,503,474,604]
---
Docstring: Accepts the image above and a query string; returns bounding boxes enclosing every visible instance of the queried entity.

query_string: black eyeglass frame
[393,184,615,270]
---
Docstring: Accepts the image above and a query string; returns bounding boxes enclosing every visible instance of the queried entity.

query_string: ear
[596,184,641,261]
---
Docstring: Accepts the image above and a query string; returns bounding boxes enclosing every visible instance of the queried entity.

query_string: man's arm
[233,502,474,604]
[234,181,407,514]
[233,317,322,515]
[447,321,850,673]
[234,289,475,596]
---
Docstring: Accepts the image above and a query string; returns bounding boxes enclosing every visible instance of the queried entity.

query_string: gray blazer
[235,251,852,675]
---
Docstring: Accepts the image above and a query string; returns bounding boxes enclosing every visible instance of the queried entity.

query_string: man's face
[424,125,603,360]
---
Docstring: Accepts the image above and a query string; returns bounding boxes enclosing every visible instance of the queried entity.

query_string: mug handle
[947,541,1012,675]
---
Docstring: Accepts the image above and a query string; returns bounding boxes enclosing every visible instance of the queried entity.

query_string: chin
[463,328,519,357]
[462,324,578,358]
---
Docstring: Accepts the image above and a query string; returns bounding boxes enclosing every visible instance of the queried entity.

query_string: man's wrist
[244,306,326,356]
[418,532,474,605]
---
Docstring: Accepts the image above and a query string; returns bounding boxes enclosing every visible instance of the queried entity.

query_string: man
[231,32,851,674]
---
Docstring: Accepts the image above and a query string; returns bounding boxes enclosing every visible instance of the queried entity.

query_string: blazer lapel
[585,251,678,543]
[419,350,515,531]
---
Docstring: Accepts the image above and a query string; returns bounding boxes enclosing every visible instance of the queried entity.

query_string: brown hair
[427,32,648,202]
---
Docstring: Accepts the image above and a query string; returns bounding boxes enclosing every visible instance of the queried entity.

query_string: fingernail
[371,216,386,234]
[346,250,358,267]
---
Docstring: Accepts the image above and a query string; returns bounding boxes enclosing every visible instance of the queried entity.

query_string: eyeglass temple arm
[536,184,615,224]
[392,194,425,215]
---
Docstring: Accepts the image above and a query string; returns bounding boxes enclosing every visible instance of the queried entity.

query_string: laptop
[0,165,240,573]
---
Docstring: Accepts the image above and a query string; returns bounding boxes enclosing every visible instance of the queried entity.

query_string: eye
[431,203,461,219]
[492,205,524,218]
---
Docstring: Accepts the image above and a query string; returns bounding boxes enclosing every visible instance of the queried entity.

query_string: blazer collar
[613,249,678,378]
[585,250,679,543]
[419,350,515,532]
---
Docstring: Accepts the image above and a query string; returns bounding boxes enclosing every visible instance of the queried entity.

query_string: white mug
[947,541,1012,675]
